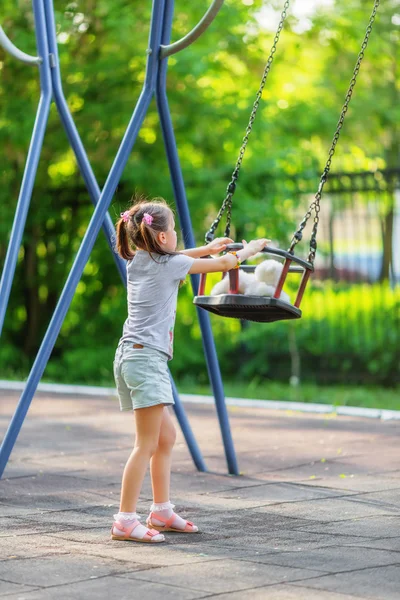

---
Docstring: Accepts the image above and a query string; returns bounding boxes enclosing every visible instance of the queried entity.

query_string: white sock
[113,512,164,540]
[149,501,198,532]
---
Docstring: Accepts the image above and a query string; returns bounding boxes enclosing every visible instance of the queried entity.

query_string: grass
[177,378,400,411]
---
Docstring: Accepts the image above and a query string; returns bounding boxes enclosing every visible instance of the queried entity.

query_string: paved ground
[1,390,400,600]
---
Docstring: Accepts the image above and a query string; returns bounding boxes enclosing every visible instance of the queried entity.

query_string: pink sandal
[111,520,165,543]
[147,512,199,533]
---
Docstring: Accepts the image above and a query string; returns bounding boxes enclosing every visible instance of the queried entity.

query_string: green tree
[0,0,398,384]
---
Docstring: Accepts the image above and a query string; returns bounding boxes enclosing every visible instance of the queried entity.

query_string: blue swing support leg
[42,0,127,286]
[0,0,52,336]
[170,378,207,472]
[0,0,238,478]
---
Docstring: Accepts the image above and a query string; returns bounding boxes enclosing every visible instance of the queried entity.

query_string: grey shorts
[113,342,174,411]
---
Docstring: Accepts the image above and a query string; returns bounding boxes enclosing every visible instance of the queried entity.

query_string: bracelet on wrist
[228,251,242,269]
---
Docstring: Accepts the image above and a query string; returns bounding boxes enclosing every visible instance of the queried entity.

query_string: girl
[111,197,268,543]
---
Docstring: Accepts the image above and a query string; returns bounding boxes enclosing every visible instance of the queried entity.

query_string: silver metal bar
[160,0,224,58]
[241,264,305,274]
[0,26,42,65]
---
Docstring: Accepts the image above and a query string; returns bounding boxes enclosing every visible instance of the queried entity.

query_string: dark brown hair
[116,196,175,260]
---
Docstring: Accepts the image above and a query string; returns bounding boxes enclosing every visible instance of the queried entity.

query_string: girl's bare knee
[158,426,176,452]
[134,440,159,458]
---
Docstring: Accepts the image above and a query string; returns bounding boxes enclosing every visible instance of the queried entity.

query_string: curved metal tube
[241,264,305,274]
[226,243,314,271]
[0,26,42,64]
[160,0,224,58]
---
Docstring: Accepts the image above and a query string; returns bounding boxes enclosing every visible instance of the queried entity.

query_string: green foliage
[2,282,397,389]
[236,282,400,385]
[0,1,399,394]
[170,282,400,387]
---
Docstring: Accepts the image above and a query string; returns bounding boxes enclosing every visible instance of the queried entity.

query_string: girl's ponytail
[140,219,158,256]
[116,216,135,260]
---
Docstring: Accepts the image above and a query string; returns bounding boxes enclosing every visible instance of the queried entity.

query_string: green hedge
[238,284,399,386]
[1,280,399,387]
[171,281,400,387]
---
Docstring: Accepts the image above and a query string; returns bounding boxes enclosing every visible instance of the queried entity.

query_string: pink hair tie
[142,212,153,226]
[120,211,130,223]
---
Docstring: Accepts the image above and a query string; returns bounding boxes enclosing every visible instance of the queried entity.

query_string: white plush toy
[253,260,291,303]
[210,269,253,295]
[210,259,291,303]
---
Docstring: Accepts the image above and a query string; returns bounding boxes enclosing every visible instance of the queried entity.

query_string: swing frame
[0,0,239,478]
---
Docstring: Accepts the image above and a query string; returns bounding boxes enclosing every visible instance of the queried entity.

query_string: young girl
[111,197,268,543]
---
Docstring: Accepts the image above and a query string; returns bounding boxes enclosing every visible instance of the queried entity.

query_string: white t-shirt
[120,251,195,359]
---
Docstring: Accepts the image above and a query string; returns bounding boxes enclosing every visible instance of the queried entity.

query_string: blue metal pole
[42,0,126,286]
[156,0,239,475]
[170,377,207,472]
[0,0,52,337]
[0,0,164,478]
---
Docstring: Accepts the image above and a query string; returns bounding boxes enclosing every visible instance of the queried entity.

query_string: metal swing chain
[205,0,291,243]
[289,0,380,264]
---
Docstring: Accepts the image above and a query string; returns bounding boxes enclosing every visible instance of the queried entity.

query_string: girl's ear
[158,231,167,244]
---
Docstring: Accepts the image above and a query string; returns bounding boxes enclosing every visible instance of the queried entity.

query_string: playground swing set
[0,0,379,479]
[194,0,380,323]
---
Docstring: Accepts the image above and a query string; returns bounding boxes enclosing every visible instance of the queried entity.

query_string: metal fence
[311,169,400,286]
[262,169,400,385]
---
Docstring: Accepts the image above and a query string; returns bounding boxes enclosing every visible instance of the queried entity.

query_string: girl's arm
[188,254,237,274]
[188,239,269,275]
[180,237,233,259]
[180,245,210,259]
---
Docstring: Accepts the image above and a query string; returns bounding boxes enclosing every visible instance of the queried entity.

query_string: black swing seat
[193,294,302,323]
[193,245,312,323]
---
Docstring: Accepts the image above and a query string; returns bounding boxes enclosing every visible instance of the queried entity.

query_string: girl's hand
[247,238,270,254]
[206,237,234,255]
[239,238,271,261]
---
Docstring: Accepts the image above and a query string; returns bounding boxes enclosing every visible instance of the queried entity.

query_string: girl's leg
[150,406,176,503]
[148,407,199,533]
[119,403,165,512]
[112,404,166,543]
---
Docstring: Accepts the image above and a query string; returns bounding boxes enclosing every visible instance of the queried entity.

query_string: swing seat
[193,294,302,323]
[193,244,313,323]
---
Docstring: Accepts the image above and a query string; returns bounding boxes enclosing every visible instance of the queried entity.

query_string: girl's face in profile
[161,211,177,252]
